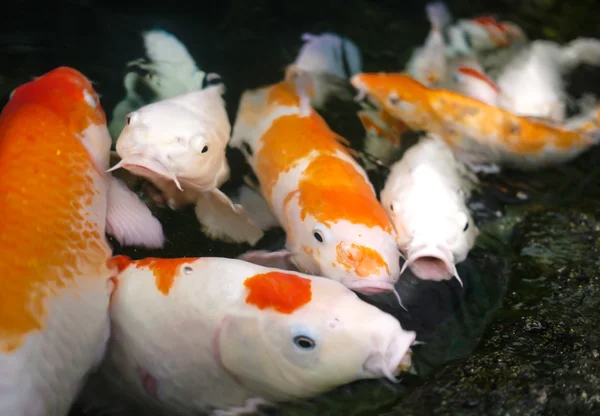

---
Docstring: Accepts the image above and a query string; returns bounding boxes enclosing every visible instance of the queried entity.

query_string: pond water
[2,0,600,415]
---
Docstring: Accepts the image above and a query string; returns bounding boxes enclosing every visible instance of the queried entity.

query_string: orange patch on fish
[0,68,111,352]
[255,112,350,198]
[297,154,393,232]
[107,255,133,274]
[135,257,199,296]
[244,271,312,314]
[335,242,390,278]
[457,67,500,93]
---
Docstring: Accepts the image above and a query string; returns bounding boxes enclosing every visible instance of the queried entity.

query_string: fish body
[289,32,362,108]
[81,256,416,416]
[446,16,527,58]
[451,65,500,105]
[229,73,402,296]
[351,72,600,169]
[0,67,163,415]
[357,107,407,167]
[405,2,452,86]
[496,38,600,122]
[111,85,264,245]
[380,135,478,283]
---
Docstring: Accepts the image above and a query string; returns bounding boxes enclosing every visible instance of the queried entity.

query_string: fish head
[218,270,416,401]
[351,73,429,128]
[293,219,403,295]
[112,86,231,190]
[384,191,478,281]
[9,66,112,169]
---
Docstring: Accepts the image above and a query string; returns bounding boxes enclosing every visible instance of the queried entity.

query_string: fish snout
[363,327,416,382]
[406,243,455,281]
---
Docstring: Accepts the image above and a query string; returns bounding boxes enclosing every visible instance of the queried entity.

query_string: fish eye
[463,222,469,231]
[313,231,323,243]
[125,115,131,125]
[390,204,394,212]
[293,335,316,350]
[183,266,193,274]
[201,145,209,153]
[388,94,400,106]
[312,223,330,243]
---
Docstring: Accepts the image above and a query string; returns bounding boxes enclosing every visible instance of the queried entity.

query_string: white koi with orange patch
[229,72,403,297]
[380,135,479,284]
[0,67,164,415]
[80,256,416,416]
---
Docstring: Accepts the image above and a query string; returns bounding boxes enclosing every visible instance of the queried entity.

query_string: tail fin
[426,1,452,31]
[562,38,600,71]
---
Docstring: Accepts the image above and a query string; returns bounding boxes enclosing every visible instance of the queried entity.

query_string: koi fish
[109,84,264,246]
[350,72,600,170]
[380,135,479,284]
[229,70,403,298]
[0,67,164,415]
[496,38,600,122]
[288,32,362,108]
[108,29,221,141]
[405,1,452,86]
[80,256,416,416]
[445,13,527,58]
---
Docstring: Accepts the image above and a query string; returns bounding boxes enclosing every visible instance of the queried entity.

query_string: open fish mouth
[107,154,183,191]
[401,244,463,287]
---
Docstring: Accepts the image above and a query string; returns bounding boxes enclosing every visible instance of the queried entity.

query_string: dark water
[2,0,600,415]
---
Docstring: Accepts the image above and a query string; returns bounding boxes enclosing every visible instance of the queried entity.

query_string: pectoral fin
[194,188,264,246]
[237,249,298,271]
[105,175,166,249]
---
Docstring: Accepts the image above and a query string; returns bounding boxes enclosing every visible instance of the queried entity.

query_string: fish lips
[107,154,183,191]
[363,330,416,382]
[406,244,456,282]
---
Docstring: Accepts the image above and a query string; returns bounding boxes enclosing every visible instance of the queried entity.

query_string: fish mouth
[107,154,183,191]
[363,330,417,382]
[402,244,462,286]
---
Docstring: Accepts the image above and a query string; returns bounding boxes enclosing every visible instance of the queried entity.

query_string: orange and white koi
[109,83,264,246]
[0,67,164,415]
[81,256,416,416]
[380,135,479,285]
[350,72,600,170]
[229,71,403,298]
